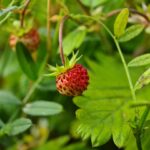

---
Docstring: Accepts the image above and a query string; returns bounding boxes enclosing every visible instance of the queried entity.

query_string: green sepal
[45,51,82,77]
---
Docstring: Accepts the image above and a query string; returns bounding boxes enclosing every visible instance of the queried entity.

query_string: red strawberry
[9,28,40,52]
[47,52,89,96]
[20,28,40,52]
[56,64,89,96]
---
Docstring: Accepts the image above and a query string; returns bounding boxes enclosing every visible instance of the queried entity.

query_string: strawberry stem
[59,15,69,65]
[20,0,31,28]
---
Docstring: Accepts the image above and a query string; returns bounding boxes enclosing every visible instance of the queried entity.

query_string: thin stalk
[139,106,150,130]
[47,0,51,54]
[8,108,20,122]
[20,0,31,28]
[135,133,142,150]
[59,15,68,65]
[92,18,136,101]
[22,76,43,104]
[113,38,136,101]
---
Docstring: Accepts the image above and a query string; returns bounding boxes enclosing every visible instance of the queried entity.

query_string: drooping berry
[9,28,40,52]
[46,52,89,96]
[56,64,89,96]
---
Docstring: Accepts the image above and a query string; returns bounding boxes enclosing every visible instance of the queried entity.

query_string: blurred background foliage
[0,0,150,150]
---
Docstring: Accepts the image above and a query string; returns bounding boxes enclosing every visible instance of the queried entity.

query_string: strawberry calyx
[47,51,82,76]
[7,19,34,37]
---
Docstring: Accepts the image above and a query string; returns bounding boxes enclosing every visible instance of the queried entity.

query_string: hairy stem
[20,0,31,28]
[59,15,68,65]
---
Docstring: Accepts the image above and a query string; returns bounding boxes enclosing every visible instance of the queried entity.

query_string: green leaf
[0,118,32,137]
[0,119,4,128]
[73,53,134,147]
[114,8,129,38]
[0,124,12,137]
[128,54,150,67]
[0,91,21,115]
[119,24,144,42]
[36,135,92,150]
[23,101,63,116]
[16,42,38,80]
[112,112,131,147]
[81,0,108,7]
[37,136,70,150]
[0,91,21,105]
[9,118,32,136]
[62,26,86,55]
[134,68,150,91]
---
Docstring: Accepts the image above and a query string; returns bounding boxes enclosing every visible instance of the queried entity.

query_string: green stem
[139,106,150,130]
[113,37,136,101]
[95,19,136,101]
[135,133,142,150]
[8,108,20,122]
[22,76,43,104]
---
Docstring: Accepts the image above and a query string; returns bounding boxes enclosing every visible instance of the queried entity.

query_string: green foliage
[1,0,150,150]
[128,54,150,67]
[23,101,63,116]
[36,135,93,150]
[114,8,129,38]
[62,26,86,56]
[0,91,21,116]
[16,43,38,80]
[0,6,19,17]
[81,0,108,8]
[119,25,144,42]
[8,118,32,136]
[0,118,32,136]
[74,54,134,147]
[47,51,82,76]
[134,68,150,91]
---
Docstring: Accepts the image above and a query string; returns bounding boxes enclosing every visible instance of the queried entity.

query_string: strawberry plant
[1,0,150,150]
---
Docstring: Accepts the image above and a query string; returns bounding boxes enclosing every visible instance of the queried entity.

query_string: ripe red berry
[56,64,89,96]
[9,28,40,52]
[47,51,89,96]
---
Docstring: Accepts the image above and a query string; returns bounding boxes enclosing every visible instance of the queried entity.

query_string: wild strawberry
[47,52,89,96]
[9,28,40,52]
[56,64,89,96]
